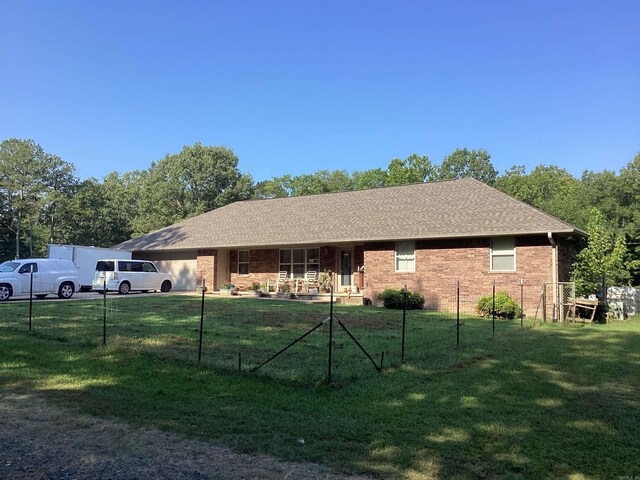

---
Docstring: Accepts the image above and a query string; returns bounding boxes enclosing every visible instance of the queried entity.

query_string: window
[279,248,320,278]
[118,261,143,272]
[491,237,516,271]
[18,263,38,274]
[238,250,250,275]
[96,261,115,272]
[142,262,158,273]
[395,241,415,272]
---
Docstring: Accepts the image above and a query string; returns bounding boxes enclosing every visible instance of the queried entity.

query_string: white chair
[274,271,289,292]
[303,271,319,293]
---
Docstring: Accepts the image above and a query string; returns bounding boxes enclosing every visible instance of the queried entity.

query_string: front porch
[212,288,368,305]
[199,245,366,297]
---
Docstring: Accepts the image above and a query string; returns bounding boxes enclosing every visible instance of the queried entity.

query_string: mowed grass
[1,294,639,479]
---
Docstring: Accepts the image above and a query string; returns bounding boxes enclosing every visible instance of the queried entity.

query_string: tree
[0,139,47,258]
[352,168,388,190]
[132,143,253,235]
[495,164,589,228]
[438,148,497,185]
[40,154,76,244]
[571,208,632,295]
[386,154,435,186]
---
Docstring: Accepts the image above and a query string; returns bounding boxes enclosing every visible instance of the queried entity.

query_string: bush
[476,291,521,319]
[378,288,425,310]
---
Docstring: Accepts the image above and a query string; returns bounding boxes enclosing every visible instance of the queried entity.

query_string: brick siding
[363,235,560,316]
[196,249,216,292]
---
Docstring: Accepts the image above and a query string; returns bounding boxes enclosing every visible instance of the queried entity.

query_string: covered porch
[197,244,366,297]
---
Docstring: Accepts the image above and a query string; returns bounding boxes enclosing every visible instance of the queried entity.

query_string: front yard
[1,295,639,479]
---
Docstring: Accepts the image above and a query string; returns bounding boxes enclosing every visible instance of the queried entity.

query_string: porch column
[197,249,217,292]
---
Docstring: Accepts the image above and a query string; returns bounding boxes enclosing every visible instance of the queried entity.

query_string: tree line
[1,138,638,289]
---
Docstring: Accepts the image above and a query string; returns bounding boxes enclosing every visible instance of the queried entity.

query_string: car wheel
[58,282,74,299]
[0,284,11,301]
[160,280,172,292]
[118,282,131,294]
[35,294,48,299]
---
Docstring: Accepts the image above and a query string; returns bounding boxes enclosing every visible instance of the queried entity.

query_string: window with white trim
[490,237,516,271]
[279,248,320,278]
[238,250,250,275]
[395,241,415,272]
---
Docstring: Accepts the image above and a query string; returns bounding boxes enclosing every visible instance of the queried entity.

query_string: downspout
[547,232,558,321]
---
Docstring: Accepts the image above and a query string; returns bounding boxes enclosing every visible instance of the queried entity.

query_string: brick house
[118,178,584,315]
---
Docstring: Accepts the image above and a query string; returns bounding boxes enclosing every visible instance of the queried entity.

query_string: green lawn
[1,295,639,479]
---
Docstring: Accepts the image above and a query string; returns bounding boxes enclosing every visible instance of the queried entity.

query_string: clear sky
[1,0,638,183]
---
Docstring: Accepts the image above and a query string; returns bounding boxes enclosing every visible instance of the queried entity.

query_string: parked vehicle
[0,259,81,301]
[92,259,173,294]
[48,244,131,291]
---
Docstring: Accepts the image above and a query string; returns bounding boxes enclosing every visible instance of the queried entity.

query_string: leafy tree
[39,153,76,244]
[0,139,48,258]
[495,164,589,228]
[254,175,294,199]
[386,154,435,186]
[438,148,497,185]
[132,143,253,234]
[352,168,388,190]
[571,208,632,295]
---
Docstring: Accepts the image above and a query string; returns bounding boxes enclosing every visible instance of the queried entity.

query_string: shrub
[476,291,521,319]
[378,288,425,310]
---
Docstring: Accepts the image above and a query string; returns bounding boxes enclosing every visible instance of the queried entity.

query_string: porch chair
[274,271,289,292]
[303,270,319,293]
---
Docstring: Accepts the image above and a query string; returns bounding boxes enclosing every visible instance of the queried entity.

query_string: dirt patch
[0,393,371,480]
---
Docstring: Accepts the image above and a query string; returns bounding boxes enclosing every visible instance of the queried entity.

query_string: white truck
[0,258,81,301]
[47,244,131,291]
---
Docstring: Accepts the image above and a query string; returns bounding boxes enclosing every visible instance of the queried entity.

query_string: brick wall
[363,236,555,316]
[229,249,279,288]
[226,246,340,290]
[196,249,217,292]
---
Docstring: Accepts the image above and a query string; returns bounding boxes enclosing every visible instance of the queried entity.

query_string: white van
[92,259,173,294]
[0,259,81,301]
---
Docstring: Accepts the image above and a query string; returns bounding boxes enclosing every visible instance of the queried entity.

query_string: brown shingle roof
[118,178,583,251]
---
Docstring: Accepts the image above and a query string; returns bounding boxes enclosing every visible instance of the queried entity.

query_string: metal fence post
[401,284,407,364]
[103,278,107,345]
[543,282,547,323]
[520,278,524,328]
[456,281,460,348]
[328,273,334,384]
[492,280,496,339]
[29,268,34,332]
[198,277,205,362]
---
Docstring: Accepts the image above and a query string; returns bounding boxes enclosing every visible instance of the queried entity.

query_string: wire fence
[1,278,584,385]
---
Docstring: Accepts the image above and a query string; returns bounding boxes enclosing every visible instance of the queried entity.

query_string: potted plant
[248,281,261,297]
[319,270,332,293]
[220,282,234,295]
[277,282,292,299]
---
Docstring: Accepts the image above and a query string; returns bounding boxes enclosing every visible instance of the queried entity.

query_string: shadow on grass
[1,298,639,479]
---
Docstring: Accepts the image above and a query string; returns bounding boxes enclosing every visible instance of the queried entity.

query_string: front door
[340,250,352,289]
[216,249,230,290]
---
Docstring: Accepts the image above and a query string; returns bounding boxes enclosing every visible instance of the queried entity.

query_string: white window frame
[279,248,320,278]
[490,237,516,272]
[238,250,250,275]
[395,241,416,273]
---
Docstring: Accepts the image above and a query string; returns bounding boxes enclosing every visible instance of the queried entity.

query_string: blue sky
[1,0,638,182]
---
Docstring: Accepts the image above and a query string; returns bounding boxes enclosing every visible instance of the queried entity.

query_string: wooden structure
[575,298,599,323]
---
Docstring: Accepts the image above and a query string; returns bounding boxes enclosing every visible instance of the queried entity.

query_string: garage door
[133,251,198,291]
[154,259,197,291]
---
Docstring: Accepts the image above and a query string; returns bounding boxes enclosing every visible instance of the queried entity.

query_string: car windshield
[0,261,20,273]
